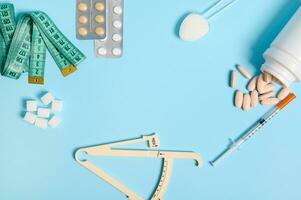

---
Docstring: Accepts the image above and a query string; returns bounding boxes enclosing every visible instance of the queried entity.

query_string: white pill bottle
[262,7,301,87]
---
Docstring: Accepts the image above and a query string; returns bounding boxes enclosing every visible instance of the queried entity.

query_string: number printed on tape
[0,3,86,84]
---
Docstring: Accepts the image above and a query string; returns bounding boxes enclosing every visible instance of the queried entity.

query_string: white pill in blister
[98,47,107,56]
[112,34,122,42]
[113,6,122,15]
[112,48,122,56]
[113,20,122,29]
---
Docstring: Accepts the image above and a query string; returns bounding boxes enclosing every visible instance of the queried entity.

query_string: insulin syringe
[210,93,296,166]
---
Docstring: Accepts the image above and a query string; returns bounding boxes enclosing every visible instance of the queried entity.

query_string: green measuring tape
[0,3,86,84]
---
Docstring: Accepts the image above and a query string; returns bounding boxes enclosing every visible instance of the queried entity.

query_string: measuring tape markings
[29,23,46,84]
[0,4,86,84]
[0,3,16,74]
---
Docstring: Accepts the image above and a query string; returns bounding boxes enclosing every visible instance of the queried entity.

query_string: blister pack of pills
[76,0,106,40]
[94,0,124,58]
[76,0,124,58]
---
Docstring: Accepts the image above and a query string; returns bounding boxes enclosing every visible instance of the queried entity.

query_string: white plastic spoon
[179,0,237,42]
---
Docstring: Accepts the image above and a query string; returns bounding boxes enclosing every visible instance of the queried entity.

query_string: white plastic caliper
[75,133,202,200]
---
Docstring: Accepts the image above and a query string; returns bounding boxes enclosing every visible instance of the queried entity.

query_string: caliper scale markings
[75,134,202,200]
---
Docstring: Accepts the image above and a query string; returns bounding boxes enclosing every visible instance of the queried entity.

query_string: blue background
[1,0,301,199]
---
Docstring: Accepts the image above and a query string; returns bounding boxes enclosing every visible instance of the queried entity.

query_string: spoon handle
[203,0,237,20]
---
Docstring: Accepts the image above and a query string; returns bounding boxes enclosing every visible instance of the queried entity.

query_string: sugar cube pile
[23,92,63,129]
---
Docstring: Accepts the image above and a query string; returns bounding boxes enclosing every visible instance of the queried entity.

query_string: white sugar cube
[48,116,61,128]
[51,100,63,112]
[35,118,48,129]
[37,108,50,118]
[41,92,55,105]
[24,112,37,124]
[26,100,37,112]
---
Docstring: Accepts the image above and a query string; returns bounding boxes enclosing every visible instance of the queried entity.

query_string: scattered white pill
[113,20,122,29]
[277,87,291,100]
[51,100,63,112]
[179,13,209,42]
[24,112,37,124]
[26,100,38,112]
[259,91,275,101]
[48,116,61,128]
[112,48,122,56]
[242,94,251,112]
[41,92,55,105]
[230,70,237,89]
[235,90,243,108]
[37,108,51,118]
[237,65,252,79]
[251,90,259,108]
[35,118,48,129]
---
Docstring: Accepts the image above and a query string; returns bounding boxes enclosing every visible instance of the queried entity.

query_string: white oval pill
[113,6,123,15]
[259,91,275,101]
[113,20,122,29]
[251,90,258,108]
[235,90,243,108]
[277,87,291,100]
[247,76,257,91]
[112,34,122,42]
[261,98,279,106]
[243,94,251,112]
[112,48,122,56]
[98,47,107,56]
[237,65,252,79]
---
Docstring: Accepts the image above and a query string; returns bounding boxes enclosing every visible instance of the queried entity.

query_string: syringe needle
[210,93,296,166]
